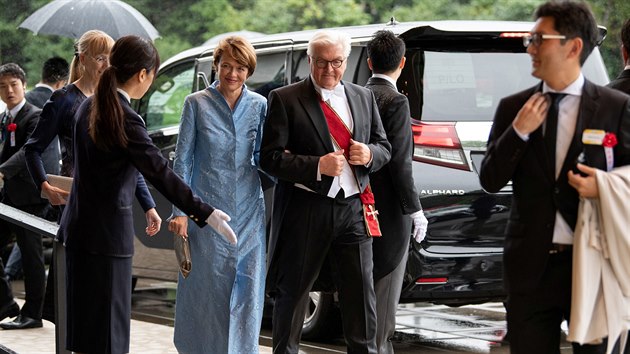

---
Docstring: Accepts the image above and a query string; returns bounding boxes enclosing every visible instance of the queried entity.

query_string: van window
[249,52,287,99]
[291,48,365,85]
[401,51,537,122]
[293,50,309,83]
[402,49,610,123]
[143,63,195,131]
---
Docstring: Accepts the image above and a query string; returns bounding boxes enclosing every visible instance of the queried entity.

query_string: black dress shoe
[0,301,19,322]
[0,314,43,329]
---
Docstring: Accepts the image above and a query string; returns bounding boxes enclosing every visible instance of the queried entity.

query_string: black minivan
[130,20,609,338]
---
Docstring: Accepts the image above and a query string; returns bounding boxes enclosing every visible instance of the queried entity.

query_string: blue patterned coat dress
[172,81,267,354]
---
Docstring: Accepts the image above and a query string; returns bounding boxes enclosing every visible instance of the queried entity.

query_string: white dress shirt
[543,74,584,245]
[372,73,397,87]
[34,83,55,93]
[6,99,26,121]
[512,74,584,244]
[297,77,359,198]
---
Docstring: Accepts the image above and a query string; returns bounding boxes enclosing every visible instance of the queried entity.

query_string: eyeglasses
[523,33,567,47]
[91,55,109,64]
[312,57,346,69]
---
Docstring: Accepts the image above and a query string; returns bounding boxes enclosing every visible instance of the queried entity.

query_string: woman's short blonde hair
[213,35,257,77]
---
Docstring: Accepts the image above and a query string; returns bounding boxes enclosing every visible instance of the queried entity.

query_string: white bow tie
[321,85,345,102]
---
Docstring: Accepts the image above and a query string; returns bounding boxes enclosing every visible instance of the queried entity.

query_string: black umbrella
[19,0,160,41]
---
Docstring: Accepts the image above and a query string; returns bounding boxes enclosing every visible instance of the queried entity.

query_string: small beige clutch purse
[173,234,191,278]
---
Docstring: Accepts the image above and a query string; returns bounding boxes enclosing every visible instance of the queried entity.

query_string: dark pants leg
[9,216,45,319]
[508,251,607,354]
[271,189,377,354]
[272,190,336,354]
[330,227,377,354]
[374,251,407,354]
[0,258,15,307]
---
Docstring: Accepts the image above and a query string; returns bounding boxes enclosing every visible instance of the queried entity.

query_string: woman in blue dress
[168,36,267,354]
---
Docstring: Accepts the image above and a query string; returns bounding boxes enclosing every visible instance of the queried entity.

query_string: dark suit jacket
[0,102,59,208]
[58,95,215,257]
[25,86,53,109]
[365,77,422,280]
[479,80,630,293]
[608,68,630,95]
[261,77,391,284]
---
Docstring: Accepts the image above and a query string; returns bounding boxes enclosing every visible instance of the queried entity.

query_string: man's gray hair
[307,30,352,58]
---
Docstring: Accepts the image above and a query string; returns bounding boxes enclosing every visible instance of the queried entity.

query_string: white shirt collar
[543,73,584,97]
[372,73,397,88]
[624,64,630,71]
[7,99,26,118]
[35,83,55,92]
[311,75,345,101]
[116,88,131,103]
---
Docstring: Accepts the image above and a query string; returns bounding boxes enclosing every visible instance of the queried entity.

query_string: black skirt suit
[58,94,215,354]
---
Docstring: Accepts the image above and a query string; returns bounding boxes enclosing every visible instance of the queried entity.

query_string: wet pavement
[130,279,578,354]
[4,278,579,353]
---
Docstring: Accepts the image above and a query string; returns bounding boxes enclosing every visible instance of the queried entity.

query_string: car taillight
[411,121,469,171]
[415,277,448,285]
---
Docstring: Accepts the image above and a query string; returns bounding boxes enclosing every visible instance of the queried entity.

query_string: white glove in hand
[206,209,237,244]
[410,209,428,243]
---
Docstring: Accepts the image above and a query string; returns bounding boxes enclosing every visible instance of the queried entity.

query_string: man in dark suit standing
[261,30,391,354]
[608,18,630,94]
[0,63,59,329]
[4,56,67,292]
[480,2,630,353]
[364,30,427,354]
[25,57,69,109]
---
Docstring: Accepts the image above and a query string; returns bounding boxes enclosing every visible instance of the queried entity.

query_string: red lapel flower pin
[602,132,617,171]
[7,123,17,132]
[602,132,617,148]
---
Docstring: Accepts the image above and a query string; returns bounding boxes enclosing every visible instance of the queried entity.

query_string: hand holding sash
[348,139,371,165]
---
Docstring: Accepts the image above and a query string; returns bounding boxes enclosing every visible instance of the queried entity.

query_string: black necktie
[544,93,567,174]
[1,112,9,143]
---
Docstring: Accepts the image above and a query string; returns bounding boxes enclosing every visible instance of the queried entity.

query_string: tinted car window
[249,52,286,98]
[292,49,309,83]
[403,51,536,122]
[401,48,609,122]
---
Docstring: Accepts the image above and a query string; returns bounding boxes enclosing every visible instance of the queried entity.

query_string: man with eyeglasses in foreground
[261,30,391,354]
[480,1,630,353]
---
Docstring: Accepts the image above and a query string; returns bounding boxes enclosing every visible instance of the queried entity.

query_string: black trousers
[271,188,377,354]
[507,250,607,354]
[0,257,14,307]
[5,202,48,320]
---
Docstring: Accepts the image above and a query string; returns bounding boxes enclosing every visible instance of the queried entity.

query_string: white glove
[410,209,428,243]
[206,209,237,244]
